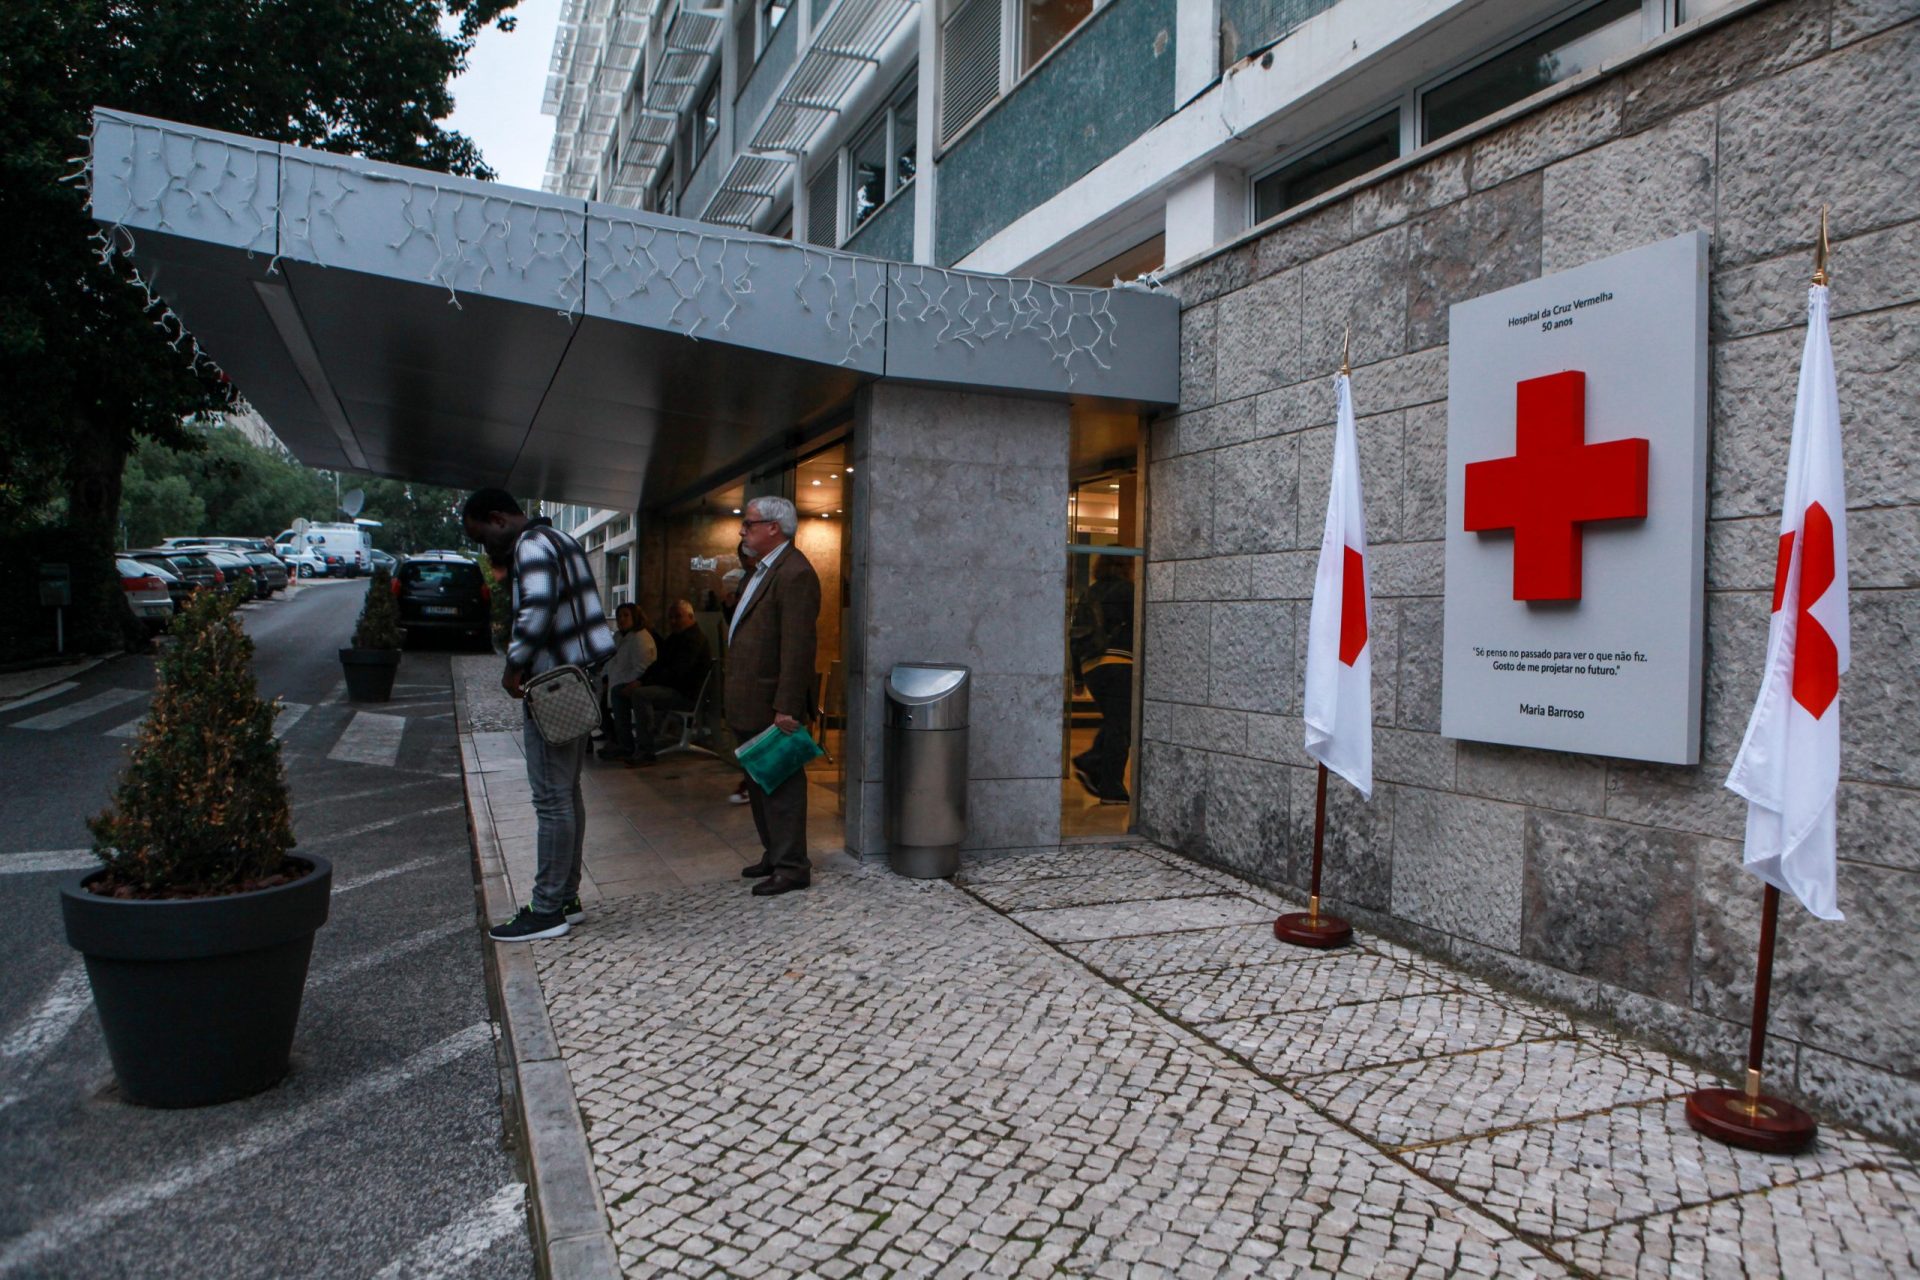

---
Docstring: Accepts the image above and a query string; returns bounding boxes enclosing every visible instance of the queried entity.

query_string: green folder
[734,723,823,793]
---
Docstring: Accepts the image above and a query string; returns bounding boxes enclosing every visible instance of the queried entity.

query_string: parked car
[370,548,397,574]
[126,548,223,601]
[117,557,175,634]
[274,523,371,577]
[192,547,263,597]
[394,552,492,648]
[242,550,290,594]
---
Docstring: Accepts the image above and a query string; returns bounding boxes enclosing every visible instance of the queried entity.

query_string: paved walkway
[456,659,1920,1278]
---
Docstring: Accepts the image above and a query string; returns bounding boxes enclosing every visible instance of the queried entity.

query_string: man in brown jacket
[725,496,821,896]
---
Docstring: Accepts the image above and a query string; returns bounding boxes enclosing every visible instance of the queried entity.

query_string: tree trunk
[64,411,142,653]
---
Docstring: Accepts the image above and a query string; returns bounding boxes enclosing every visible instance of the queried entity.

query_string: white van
[276,523,372,577]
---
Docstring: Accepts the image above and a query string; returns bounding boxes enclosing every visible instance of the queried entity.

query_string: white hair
[747,495,798,536]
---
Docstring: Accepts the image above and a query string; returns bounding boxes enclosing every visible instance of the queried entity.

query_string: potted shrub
[62,589,329,1108]
[339,566,403,701]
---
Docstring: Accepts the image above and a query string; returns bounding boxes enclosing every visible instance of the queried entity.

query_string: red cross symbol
[1776,503,1840,718]
[1463,371,1649,601]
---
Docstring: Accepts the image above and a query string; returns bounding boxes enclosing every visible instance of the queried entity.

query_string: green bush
[88,590,295,895]
[352,567,404,650]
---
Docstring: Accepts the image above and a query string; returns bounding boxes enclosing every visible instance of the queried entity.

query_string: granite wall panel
[1146,0,1920,1143]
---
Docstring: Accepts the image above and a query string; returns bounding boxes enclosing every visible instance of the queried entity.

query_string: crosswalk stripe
[103,700,309,743]
[0,681,79,714]
[328,712,408,767]
[274,702,311,739]
[10,688,144,731]
[0,850,98,876]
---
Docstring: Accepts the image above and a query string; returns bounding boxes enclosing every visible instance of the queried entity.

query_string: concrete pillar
[912,0,940,263]
[844,383,1068,860]
[1163,163,1247,267]
[1174,0,1223,107]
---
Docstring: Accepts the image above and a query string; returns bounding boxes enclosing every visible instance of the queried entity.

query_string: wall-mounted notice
[1441,232,1709,765]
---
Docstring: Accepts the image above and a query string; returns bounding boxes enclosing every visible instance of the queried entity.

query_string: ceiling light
[811,479,822,486]
[830,473,838,479]
[731,508,741,514]
[844,466,854,473]
[1108,483,1121,489]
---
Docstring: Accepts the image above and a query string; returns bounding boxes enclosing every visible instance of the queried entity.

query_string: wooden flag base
[1273,908,1353,949]
[1684,1085,1817,1154]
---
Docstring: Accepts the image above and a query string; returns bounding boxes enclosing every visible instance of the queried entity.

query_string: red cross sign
[1462,370,1649,601]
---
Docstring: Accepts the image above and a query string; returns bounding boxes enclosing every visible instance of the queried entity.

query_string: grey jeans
[523,702,587,916]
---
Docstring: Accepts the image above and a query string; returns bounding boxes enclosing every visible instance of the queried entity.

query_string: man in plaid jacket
[463,488,617,941]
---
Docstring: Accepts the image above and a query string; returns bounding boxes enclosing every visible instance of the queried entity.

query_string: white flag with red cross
[1303,371,1373,798]
[1725,284,1848,921]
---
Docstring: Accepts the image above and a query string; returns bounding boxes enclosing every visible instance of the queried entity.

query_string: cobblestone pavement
[506,819,1920,1278]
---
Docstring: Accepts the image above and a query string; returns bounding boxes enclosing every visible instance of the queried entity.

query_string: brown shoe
[751,874,810,897]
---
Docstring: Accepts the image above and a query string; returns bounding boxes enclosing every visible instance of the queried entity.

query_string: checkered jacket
[507,520,617,676]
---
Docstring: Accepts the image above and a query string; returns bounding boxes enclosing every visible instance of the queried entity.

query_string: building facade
[538,0,1920,1143]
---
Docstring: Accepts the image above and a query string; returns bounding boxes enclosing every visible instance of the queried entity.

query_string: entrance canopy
[87,110,1178,510]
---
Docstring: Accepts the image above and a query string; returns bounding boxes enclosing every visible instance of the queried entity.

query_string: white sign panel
[1441,232,1708,765]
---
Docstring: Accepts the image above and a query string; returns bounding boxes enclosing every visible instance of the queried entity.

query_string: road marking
[105,699,308,743]
[311,918,469,988]
[302,803,464,847]
[0,850,97,876]
[1,964,92,1061]
[274,701,311,739]
[0,1022,492,1277]
[328,711,408,766]
[331,854,445,894]
[10,688,145,731]
[371,1181,526,1280]
[0,682,79,714]
[291,777,442,811]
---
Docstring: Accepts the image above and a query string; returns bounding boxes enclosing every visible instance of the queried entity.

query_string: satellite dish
[339,488,365,518]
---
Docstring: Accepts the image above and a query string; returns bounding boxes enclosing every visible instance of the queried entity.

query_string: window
[1422,0,1643,144]
[762,0,790,46]
[845,76,918,236]
[656,154,677,217]
[1022,0,1094,73]
[692,78,720,167]
[940,0,1002,143]
[805,160,840,247]
[1252,113,1400,223]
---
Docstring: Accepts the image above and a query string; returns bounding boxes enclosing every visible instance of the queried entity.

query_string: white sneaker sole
[490,920,571,942]
[564,912,585,925]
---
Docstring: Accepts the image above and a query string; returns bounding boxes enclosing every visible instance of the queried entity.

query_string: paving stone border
[454,674,621,1280]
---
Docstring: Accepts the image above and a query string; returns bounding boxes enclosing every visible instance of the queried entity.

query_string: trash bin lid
[885,663,969,729]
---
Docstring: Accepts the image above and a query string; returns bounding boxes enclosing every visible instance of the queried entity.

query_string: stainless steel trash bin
[884,664,969,878]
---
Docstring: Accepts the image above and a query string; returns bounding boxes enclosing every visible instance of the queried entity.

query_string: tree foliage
[89,589,295,895]
[0,0,522,652]
[352,567,405,651]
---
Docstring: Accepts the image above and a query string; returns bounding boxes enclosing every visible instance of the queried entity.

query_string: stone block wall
[844,383,1070,857]
[1143,0,1920,1142]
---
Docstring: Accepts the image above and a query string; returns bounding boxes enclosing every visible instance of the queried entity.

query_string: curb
[0,652,120,707]
[453,675,622,1280]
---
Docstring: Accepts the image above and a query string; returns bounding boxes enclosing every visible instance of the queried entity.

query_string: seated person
[611,598,712,763]
[598,604,657,759]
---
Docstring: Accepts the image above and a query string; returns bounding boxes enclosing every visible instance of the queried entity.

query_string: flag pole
[1276,328,1356,951]
[1684,214,1826,1155]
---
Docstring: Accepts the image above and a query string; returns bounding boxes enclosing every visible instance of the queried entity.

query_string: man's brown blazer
[722,543,821,737]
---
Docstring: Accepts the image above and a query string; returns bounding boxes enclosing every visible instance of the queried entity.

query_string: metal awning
[703,153,796,228]
[87,109,1177,510]
[750,0,918,155]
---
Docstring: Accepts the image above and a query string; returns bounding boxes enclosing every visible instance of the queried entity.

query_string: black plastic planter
[339,647,401,701]
[60,856,332,1108]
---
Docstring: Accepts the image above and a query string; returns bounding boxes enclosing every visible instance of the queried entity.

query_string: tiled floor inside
[458,665,1920,1277]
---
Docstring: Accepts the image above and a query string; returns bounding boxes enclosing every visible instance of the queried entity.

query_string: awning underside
[88,110,1178,510]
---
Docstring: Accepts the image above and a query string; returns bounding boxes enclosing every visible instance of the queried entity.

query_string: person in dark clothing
[1070,556,1135,804]
[612,597,712,763]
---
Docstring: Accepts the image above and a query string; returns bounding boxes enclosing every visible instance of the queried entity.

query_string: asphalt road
[0,580,533,1280]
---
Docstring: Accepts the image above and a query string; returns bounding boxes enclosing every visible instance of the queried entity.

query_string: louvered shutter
[941,0,1002,144]
[806,158,840,247]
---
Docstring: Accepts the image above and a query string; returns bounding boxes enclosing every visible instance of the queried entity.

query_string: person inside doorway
[1070,556,1134,805]
[612,598,712,764]
[725,497,820,895]
[598,604,658,761]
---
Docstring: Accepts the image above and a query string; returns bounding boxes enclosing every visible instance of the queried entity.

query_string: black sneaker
[488,905,570,942]
[562,896,585,925]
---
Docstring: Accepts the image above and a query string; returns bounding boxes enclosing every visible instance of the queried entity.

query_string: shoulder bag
[520,528,607,746]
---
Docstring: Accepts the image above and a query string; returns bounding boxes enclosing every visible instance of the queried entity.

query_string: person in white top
[598,604,657,760]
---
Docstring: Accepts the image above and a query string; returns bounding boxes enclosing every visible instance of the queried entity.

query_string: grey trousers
[524,703,587,915]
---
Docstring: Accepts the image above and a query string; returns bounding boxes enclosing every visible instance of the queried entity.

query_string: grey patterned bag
[520,528,607,746]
